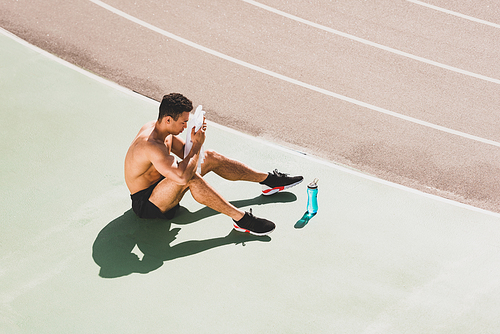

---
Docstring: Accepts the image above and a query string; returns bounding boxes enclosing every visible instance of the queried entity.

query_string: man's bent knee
[201,149,217,175]
[149,177,188,212]
[201,149,228,175]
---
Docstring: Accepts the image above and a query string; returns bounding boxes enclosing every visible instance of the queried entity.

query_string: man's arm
[171,135,186,159]
[150,127,205,185]
[171,116,206,159]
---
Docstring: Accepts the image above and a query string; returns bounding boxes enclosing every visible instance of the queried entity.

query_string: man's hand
[191,117,206,147]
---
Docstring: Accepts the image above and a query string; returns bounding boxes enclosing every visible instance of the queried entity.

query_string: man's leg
[200,149,267,182]
[148,178,187,213]
[150,149,290,235]
[187,174,244,221]
[200,149,304,196]
[149,170,275,235]
[149,173,244,221]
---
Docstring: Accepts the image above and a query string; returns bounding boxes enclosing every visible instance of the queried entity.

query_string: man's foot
[260,169,304,196]
[233,209,275,236]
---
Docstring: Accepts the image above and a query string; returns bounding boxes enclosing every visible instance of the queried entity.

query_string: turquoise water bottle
[307,178,319,214]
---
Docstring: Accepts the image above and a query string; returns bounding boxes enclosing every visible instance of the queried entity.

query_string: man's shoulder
[133,136,165,158]
[140,120,156,130]
[133,122,158,146]
[129,122,172,158]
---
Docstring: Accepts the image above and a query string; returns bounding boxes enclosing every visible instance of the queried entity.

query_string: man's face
[170,111,190,135]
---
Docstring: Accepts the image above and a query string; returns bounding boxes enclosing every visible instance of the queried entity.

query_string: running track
[1,0,499,212]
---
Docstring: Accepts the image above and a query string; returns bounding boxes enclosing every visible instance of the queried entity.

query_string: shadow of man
[92,192,296,278]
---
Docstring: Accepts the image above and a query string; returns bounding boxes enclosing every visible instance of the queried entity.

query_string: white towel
[184,105,205,174]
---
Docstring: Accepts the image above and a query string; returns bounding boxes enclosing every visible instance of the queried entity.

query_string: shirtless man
[124,93,303,236]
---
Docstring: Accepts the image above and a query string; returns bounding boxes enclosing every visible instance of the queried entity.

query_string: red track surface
[2,0,499,212]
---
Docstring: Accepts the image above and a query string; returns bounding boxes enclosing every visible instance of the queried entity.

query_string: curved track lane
[1,0,499,212]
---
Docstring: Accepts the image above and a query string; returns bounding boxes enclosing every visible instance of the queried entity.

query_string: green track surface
[2,30,500,333]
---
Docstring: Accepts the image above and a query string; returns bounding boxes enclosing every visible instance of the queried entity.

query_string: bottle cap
[308,178,319,188]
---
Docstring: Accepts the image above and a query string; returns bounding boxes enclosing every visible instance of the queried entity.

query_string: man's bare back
[124,121,176,195]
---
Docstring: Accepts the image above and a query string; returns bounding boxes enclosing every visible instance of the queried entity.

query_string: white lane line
[0,28,149,101]
[242,0,500,85]
[88,0,500,148]
[3,28,499,218]
[407,0,500,29]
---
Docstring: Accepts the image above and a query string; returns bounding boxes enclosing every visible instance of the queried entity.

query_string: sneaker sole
[233,224,275,236]
[261,179,304,196]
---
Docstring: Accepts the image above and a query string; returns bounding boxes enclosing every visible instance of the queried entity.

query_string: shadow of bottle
[294,211,317,229]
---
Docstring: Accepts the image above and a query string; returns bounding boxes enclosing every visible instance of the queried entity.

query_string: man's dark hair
[158,93,193,121]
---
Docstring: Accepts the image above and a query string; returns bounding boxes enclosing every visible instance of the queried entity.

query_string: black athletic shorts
[130,177,179,219]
